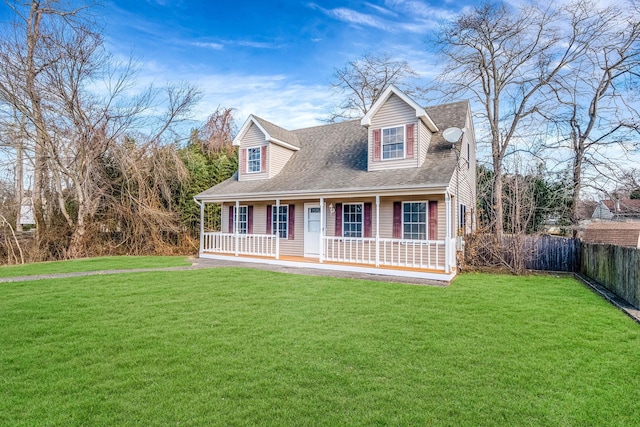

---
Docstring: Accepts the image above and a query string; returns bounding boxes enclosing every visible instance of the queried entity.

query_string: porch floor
[200,252,456,283]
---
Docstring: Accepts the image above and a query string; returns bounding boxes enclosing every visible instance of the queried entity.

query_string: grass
[0,255,192,278]
[1,268,639,426]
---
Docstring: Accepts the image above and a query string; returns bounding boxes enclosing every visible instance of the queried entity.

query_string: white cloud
[192,73,337,129]
[192,41,224,50]
[364,2,398,17]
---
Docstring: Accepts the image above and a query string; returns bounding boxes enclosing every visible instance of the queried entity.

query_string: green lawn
[0,255,191,277]
[1,269,639,426]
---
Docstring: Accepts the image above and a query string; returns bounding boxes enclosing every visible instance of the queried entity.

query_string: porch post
[445,191,451,273]
[199,200,205,254]
[319,197,324,263]
[375,195,380,268]
[275,199,280,260]
[235,200,240,256]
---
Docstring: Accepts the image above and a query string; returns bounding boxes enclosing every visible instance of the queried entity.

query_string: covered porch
[196,193,458,282]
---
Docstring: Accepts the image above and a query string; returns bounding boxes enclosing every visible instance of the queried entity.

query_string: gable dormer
[361,85,438,172]
[233,115,300,181]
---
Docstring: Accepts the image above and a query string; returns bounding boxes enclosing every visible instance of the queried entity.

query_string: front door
[304,203,321,257]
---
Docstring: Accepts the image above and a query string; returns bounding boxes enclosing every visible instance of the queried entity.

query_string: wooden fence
[581,243,640,309]
[464,234,581,273]
[525,235,581,272]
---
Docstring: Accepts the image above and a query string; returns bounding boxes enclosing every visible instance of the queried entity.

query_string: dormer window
[247,147,261,173]
[382,126,405,160]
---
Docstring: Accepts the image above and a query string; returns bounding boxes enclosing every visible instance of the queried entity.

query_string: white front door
[304,203,321,257]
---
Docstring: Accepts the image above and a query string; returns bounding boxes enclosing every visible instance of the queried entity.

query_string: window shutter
[266,205,272,234]
[261,145,267,173]
[364,202,372,238]
[373,129,381,162]
[393,202,402,239]
[228,206,235,234]
[429,201,438,240]
[247,205,253,234]
[406,124,415,158]
[240,149,246,174]
[335,203,342,237]
[288,204,295,240]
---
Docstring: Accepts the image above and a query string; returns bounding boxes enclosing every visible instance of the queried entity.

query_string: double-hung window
[342,203,363,238]
[271,205,288,238]
[403,202,426,240]
[382,126,404,160]
[233,206,248,234]
[247,147,261,173]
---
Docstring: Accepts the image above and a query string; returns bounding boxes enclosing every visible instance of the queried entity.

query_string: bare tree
[327,52,417,121]
[433,1,604,236]
[0,0,200,259]
[546,0,640,236]
[194,106,236,155]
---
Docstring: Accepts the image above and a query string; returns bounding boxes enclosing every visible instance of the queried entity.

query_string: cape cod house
[195,85,476,282]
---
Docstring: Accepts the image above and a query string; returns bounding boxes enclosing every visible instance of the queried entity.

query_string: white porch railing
[324,237,377,265]
[202,233,452,272]
[324,236,448,270]
[202,232,276,257]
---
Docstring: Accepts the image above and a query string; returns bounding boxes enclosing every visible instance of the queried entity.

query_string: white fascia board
[196,184,449,203]
[232,115,271,146]
[268,137,300,151]
[360,84,439,133]
[233,115,258,146]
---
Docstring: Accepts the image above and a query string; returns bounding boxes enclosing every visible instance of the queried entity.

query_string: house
[194,85,477,282]
[583,221,640,248]
[592,199,640,221]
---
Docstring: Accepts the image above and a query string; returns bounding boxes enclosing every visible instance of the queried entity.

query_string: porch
[200,231,457,281]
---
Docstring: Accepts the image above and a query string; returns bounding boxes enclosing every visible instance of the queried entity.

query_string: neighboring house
[592,199,640,221]
[583,222,640,248]
[195,85,477,282]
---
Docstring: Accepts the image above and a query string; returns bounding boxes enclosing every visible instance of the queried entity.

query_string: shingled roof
[602,199,640,215]
[252,116,300,148]
[197,100,470,201]
[583,221,640,248]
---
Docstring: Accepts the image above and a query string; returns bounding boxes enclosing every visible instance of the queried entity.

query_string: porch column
[199,200,205,254]
[235,200,240,256]
[375,195,380,267]
[319,197,324,263]
[445,191,451,273]
[275,199,280,260]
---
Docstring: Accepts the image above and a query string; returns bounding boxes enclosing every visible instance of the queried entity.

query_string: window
[403,202,426,240]
[343,203,363,237]
[247,147,261,173]
[271,205,288,238]
[459,204,467,233]
[382,126,404,160]
[234,206,247,234]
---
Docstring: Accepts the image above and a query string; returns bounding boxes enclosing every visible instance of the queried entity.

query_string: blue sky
[92,0,471,129]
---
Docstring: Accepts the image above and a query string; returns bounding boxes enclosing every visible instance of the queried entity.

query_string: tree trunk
[25,2,48,242]
[15,119,24,232]
[492,154,504,237]
[571,145,583,238]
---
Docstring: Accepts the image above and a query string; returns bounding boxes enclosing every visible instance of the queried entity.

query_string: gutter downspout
[445,190,452,274]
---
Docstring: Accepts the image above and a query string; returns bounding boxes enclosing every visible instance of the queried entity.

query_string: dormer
[361,85,438,171]
[233,115,300,181]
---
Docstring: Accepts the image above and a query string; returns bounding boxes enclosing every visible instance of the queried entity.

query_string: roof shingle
[197,100,470,200]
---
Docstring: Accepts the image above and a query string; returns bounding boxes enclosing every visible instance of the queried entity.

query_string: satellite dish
[442,127,464,143]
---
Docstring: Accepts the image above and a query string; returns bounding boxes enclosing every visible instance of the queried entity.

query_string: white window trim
[342,202,364,238]
[234,205,248,234]
[402,201,428,241]
[247,146,261,174]
[272,205,288,239]
[381,124,406,161]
